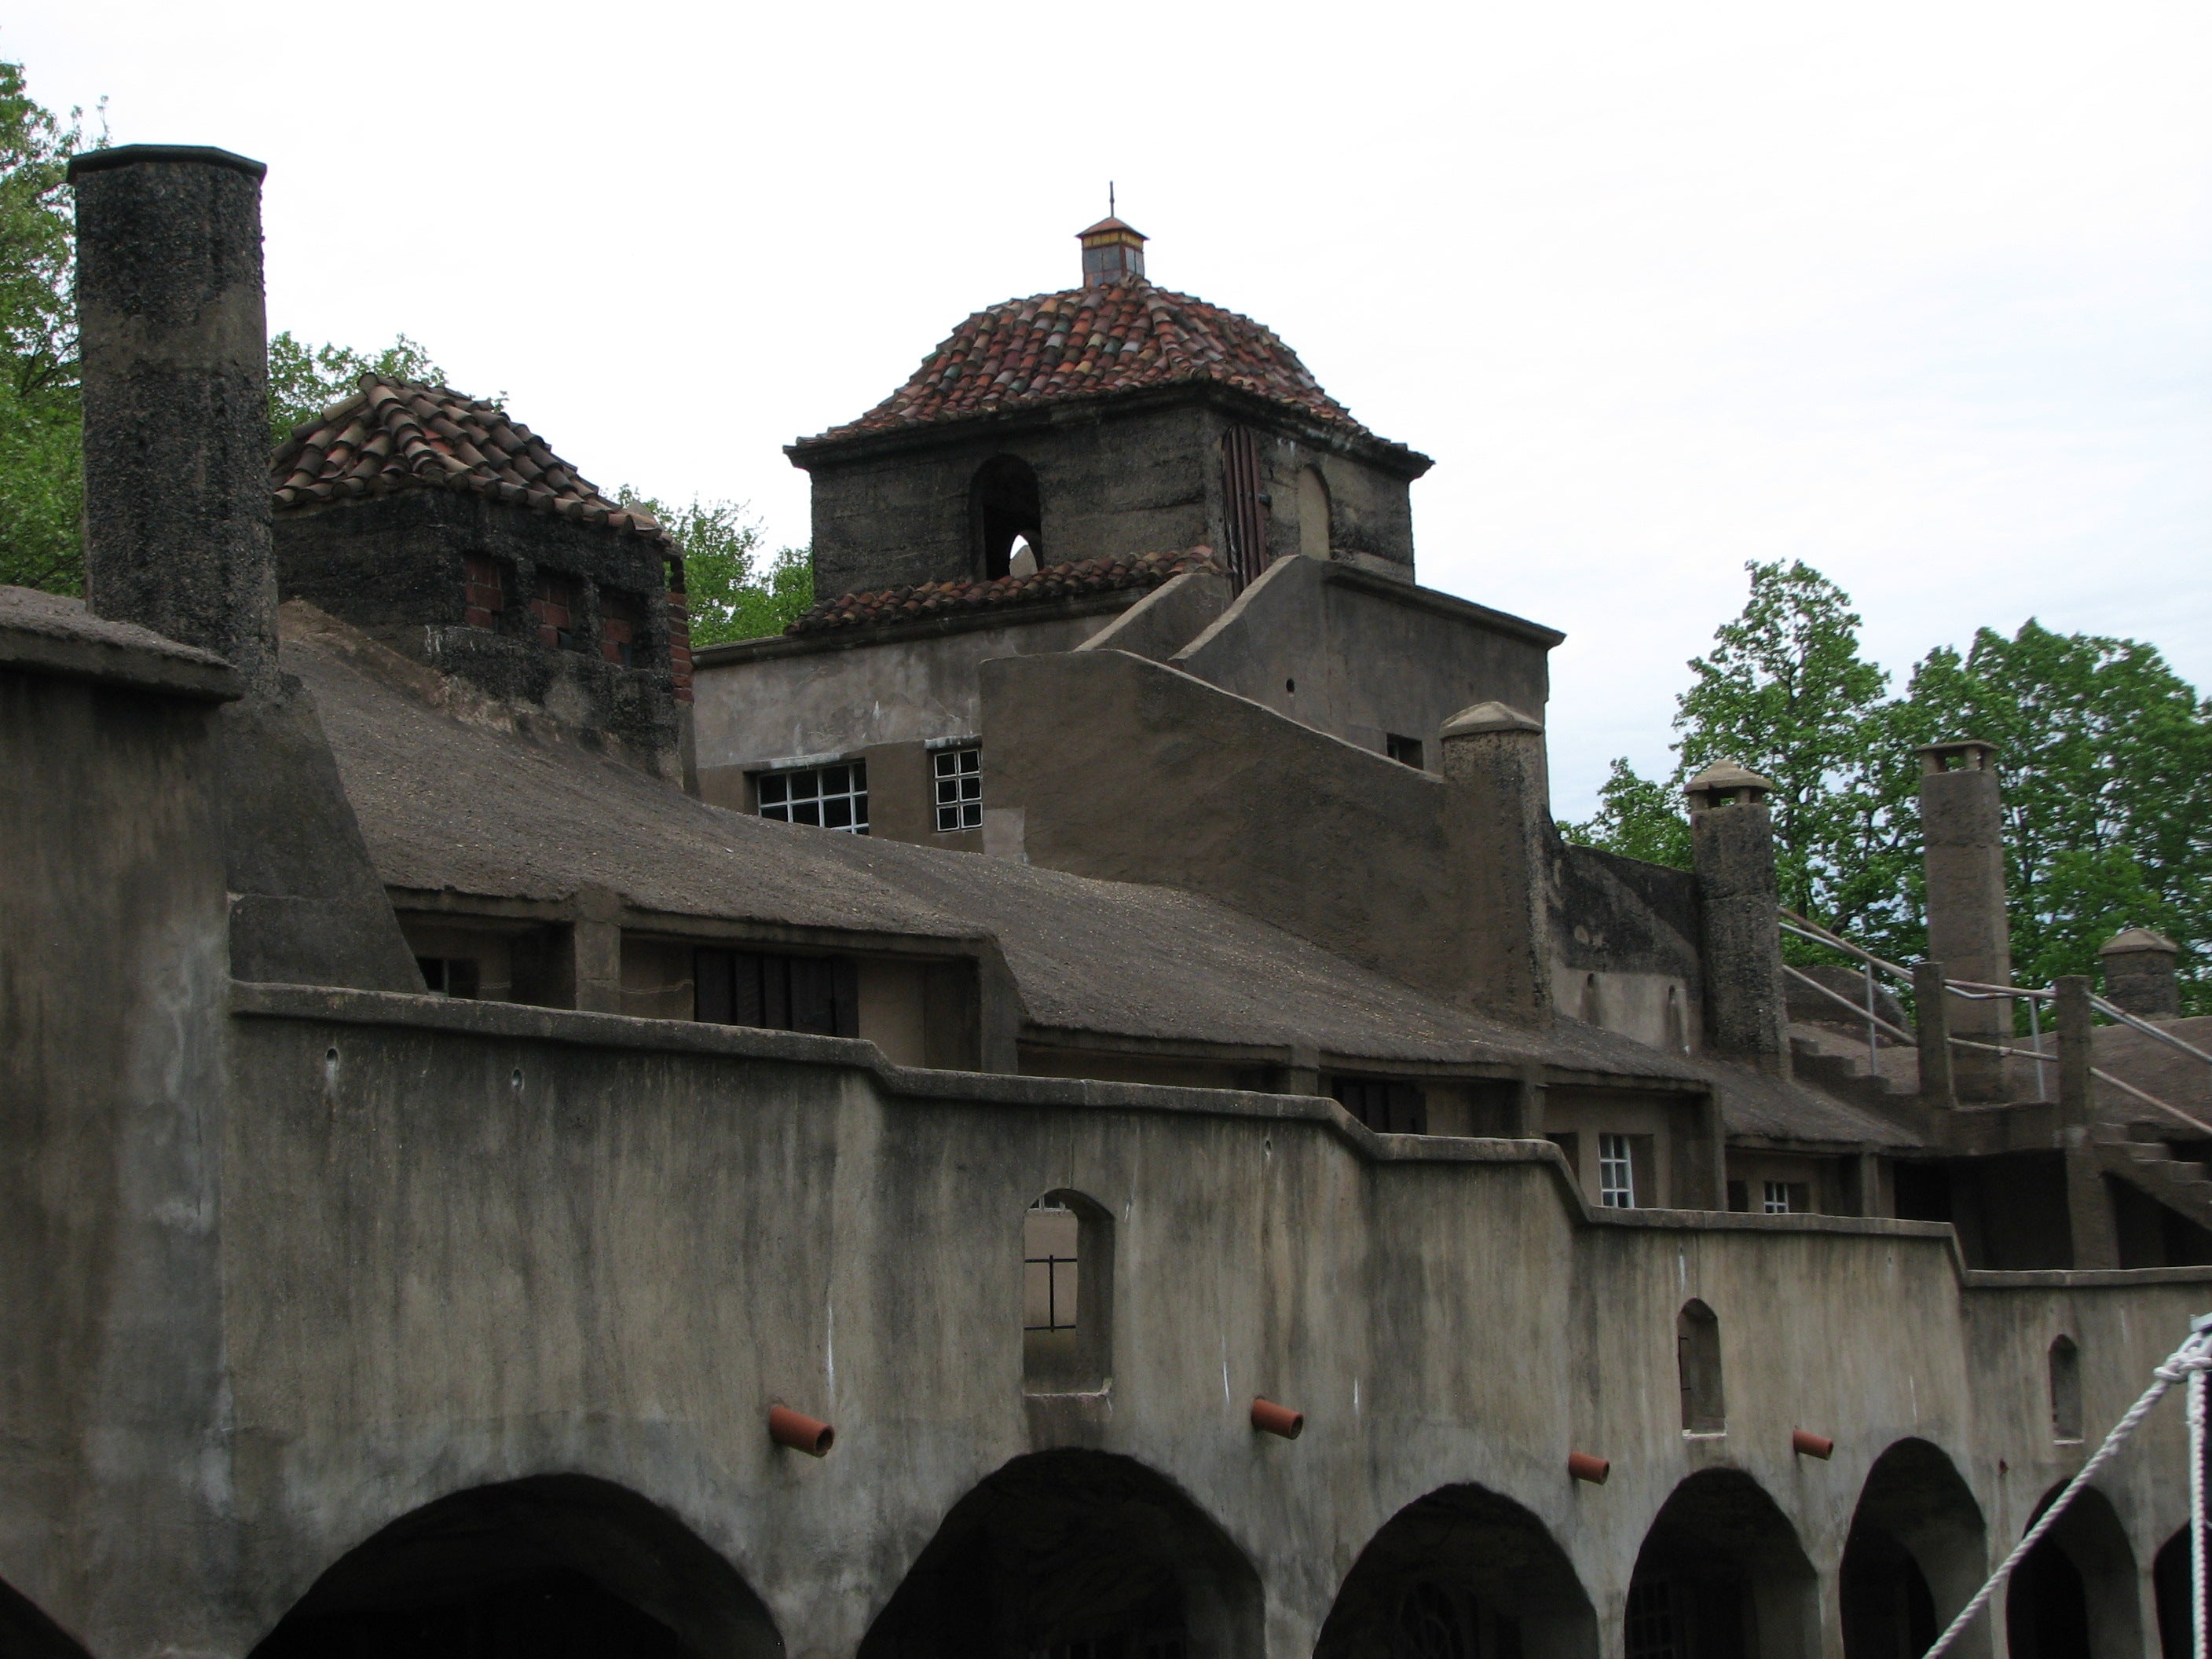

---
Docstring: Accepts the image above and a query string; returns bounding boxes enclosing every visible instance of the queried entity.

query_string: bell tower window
[972,456,1042,580]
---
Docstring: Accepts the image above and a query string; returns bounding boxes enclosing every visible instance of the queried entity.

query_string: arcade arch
[1313,1483,1598,1659]
[248,1474,781,1659]
[0,1575,90,1659]
[2005,1484,2141,1659]
[857,1448,1262,1659]
[1839,1439,1986,1659]
[1625,1469,1818,1658]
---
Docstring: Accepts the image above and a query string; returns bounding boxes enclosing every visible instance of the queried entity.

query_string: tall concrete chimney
[1440,701,1553,1027]
[1686,761,1791,1075]
[1919,739,2012,1101]
[2100,928,2181,1020]
[70,146,279,693]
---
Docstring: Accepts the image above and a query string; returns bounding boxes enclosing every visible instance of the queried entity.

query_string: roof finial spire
[1077,198,1146,288]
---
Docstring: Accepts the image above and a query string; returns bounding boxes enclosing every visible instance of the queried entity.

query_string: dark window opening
[756,761,869,833]
[1333,1077,1427,1134]
[1386,734,1426,770]
[1677,1300,1725,1434]
[1549,1131,1580,1175]
[462,554,507,629]
[694,948,859,1038]
[1219,426,1268,590]
[973,455,1042,580]
[417,957,480,998]
[599,588,644,667]
[1892,1162,1951,1223]
[1725,1180,1749,1213]
[532,569,582,650]
[2049,1335,2083,1441]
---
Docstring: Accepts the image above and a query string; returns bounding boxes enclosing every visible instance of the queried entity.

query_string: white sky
[16,1,2208,818]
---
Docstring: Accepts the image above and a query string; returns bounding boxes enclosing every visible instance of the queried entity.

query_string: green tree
[616,490,813,646]
[268,331,450,444]
[1562,756,1693,871]
[0,61,97,594]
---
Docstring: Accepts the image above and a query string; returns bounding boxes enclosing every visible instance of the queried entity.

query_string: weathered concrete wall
[71,985,2199,1659]
[0,645,239,1659]
[1170,557,1558,760]
[1552,843,1702,1053]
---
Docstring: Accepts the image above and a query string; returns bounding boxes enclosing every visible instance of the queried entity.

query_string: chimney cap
[1686,760,1773,809]
[2100,927,2179,958]
[1441,701,1543,738]
[68,143,266,183]
[1079,214,1147,287]
[1918,738,1999,774]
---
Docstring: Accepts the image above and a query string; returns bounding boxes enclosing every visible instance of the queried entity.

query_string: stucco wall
[143,988,2212,1659]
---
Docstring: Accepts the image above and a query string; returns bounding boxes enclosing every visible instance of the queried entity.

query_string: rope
[1923,1321,2212,1658]
[2191,1357,2207,1659]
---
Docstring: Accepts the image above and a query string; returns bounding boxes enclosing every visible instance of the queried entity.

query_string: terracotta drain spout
[1567,1452,1610,1485]
[1251,1397,1305,1439]
[1792,1429,1834,1459]
[770,1405,835,1457]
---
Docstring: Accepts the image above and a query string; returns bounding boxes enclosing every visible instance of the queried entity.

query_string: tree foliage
[1564,560,2212,1007]
[0,61,97,594]
[267,331,450,445]
[617,490,812,646]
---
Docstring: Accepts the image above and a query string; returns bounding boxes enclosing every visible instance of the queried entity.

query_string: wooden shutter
[1219,426,1269,591]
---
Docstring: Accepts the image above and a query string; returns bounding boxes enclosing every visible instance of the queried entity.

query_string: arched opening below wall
[1627,1468,1818,1658]
[1313,1482,1598,1659]
[2005,1484,2139,1659]
[0,1575,92,1659]
[856,1448,1262,1659]
[1839,1439,1986,1658]
[972,456,1042,580]
[248,1474,782,1659]
[2153,1525,2196,1658]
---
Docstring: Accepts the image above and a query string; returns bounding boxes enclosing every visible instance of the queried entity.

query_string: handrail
[2092,993,2212,1067]
[1780,963,1917,1047]
[2090,1067,2212,1141]
[1778,910,1914,983]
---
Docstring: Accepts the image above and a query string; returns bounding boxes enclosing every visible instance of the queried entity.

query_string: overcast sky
[18,2,2207,817]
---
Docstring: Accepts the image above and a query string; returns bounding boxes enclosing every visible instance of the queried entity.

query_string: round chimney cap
[1441,701,1543,738]
[68,144,267,183]
[2100,927,2178,957]
[1686,760,1773,799]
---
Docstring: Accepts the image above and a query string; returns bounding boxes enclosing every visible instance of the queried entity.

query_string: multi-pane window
[756,761,868,833]
[694,948,859,1037]
[1598,1133,1636,1208]
[1762,1181,1808,1214]
[933,745,982,831]
[1024,1202,1079,1332]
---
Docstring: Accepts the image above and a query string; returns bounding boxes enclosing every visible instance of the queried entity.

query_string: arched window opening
[1297,466,1332,561]
[1024,1190,1113,1395]
[249,1474,782,1659]
[2049,1335,2083,1442]
[1840,1438,1986,1658]
[1316,1484,1595,1659]
[1677,1300,1725,1434]
[973,456,1042,580]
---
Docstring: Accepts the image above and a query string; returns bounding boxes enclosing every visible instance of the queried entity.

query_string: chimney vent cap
[1686,760,1773,809]
[1918,737,1999,774]
[2100,928,2179,958]
[1441,701,1542,738]
[68,143,266,183]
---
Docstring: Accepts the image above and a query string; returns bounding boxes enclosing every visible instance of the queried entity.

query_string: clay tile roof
[815,281,1368,440]
[270,375,673,551]
[786,547,1218,637]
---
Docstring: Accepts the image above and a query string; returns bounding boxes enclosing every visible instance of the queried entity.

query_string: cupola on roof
[272,375,672,550]
[812,219,1375,444]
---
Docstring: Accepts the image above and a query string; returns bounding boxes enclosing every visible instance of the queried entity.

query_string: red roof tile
[816,282,1367,440]
[788,548,1217,636]
[270,375,672,550]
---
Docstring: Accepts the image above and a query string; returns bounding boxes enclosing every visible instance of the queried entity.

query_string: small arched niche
[1677,1299,1725,1434]
[1297,466,1332,560]
[972,456,1042,580]
[1024,1190,1114,1394]
[2049,1335,2083,1442]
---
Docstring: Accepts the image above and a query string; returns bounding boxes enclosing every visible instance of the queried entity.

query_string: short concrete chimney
[1440,701,1552,1027]
[1919,739,2012,1100]
[1686,761,1790,1075]
[69,146,279,693]
[2100,928,2181,1020]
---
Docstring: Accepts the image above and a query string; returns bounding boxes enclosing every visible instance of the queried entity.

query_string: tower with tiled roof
[270,376,692,776]
[789,218,1433,601]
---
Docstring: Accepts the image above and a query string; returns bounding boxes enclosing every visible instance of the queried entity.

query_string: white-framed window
[1598,1133,1635,1208]
[757,760,869,833]
[1763,1181,1797,1214]
[932,745,982,832]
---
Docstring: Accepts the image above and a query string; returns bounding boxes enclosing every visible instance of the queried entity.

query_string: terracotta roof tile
[816,281,1366,440]
[787,548,1217,636]
[271,375,672,550]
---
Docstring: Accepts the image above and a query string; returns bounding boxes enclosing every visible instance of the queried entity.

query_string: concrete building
[5,144,2211,1659]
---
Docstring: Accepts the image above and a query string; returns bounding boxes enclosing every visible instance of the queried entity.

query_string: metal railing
[1778,909,2212,1141]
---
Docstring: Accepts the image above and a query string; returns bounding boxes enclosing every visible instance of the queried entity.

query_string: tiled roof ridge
[818,280,1369,441]
[270,374,672,549]
[786,547,1218,636]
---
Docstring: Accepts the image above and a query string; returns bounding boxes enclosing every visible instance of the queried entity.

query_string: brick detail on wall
[462,554,505,629]
[600,588,643,667]
[666,588,693,703]
[533,568,580,650]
